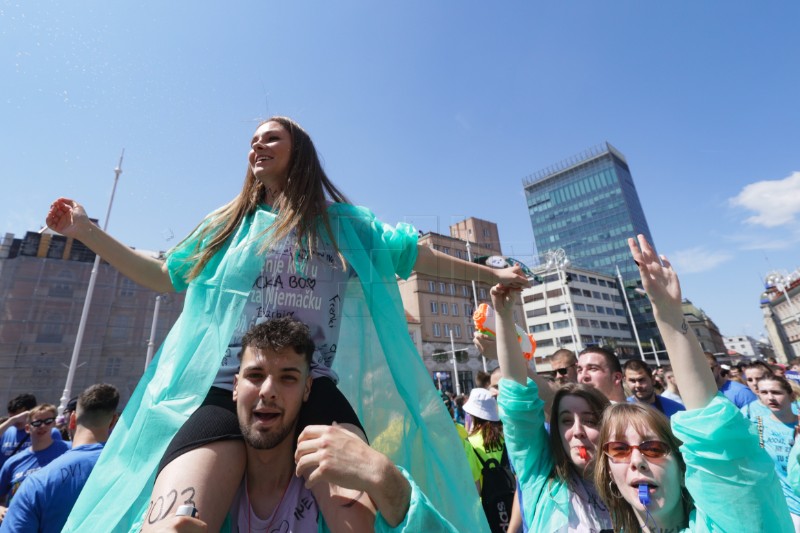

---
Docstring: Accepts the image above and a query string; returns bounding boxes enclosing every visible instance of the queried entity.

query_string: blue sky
[2,1,798,340]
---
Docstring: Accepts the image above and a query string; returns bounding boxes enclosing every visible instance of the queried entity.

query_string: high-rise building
[522,143,659,351]
[520,264,636,366]
[0,228,184,406]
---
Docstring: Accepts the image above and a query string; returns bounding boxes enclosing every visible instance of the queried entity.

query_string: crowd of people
[0,115,793,531]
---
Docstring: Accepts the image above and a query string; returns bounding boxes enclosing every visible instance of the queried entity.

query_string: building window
[428,281,436,292]
[105,357,122,377]
[537,339,554,347]
[442,304,448,316]
[439,282,446,294]
[549,304,565,314]
[449,283,456,295]
[530,323,551,333]
[430,301,438,314]
[433,323,441,337]
[443,324,451,337]
[479,288,487,299]
[602,293,610,301]
[553,320,569,329]
[524,293,544,303]
[574,303,586,311]
[452,304,459,316]
[526,308,547,318]
[462,285,469,297]
[589,277,598,285]
[454,324,462,338]
[577,318,590,327]
[464,303,472,317]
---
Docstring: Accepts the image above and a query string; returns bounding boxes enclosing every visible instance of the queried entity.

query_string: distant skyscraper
[522,142,660,354]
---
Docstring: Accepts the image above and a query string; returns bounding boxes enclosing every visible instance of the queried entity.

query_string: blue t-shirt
[0,440,69,503]
[626,394,686,418]
[740,407,800,515]
[719,379,757,408]
[0,427,62,470]
[0,443,104,533]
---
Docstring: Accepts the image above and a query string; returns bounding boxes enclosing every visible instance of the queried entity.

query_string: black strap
[10,433,30,456]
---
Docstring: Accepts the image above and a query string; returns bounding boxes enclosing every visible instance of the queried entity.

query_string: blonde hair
[181,116,350,282]
[594,403,692,532]
[27,403,57,422]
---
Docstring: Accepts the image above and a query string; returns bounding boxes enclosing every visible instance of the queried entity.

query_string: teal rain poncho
[64,204,488,532]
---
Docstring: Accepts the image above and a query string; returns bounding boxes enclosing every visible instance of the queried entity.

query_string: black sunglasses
[29,417,56,428]
[555,364,576,376]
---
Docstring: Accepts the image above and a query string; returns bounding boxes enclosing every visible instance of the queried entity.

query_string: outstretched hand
[628,234,682,312]
[496,265,530,289]
[46,198,90,238]
[295,424,380,492]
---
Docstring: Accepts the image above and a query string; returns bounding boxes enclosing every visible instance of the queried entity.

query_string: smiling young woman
[47,116,527,532]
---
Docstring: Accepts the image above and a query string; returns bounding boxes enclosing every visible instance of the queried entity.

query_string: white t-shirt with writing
[213,235,355,390]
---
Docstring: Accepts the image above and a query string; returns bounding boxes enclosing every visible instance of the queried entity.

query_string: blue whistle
[638,483,650,506]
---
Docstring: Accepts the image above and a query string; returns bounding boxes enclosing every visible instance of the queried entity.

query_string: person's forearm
[653,307,716,410]
[414,245,499,284]
[367,456,412,528]
[74,221,175,293]
[496,308,527,385]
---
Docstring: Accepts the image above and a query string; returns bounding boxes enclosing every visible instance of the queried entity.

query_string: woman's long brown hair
[180,116,351,282]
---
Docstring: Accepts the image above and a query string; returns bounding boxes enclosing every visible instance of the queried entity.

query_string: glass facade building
[523,143,660,353]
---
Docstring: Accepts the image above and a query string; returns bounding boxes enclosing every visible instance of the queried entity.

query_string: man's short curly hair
[240,317,315,367]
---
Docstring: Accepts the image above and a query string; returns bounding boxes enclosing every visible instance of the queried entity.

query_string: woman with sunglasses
[491,284,613,532]
[592,234,792,532]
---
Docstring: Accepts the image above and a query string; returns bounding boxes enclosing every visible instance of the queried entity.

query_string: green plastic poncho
[65,204,488,532]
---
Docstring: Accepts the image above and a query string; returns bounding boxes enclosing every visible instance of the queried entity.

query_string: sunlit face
[26,410,56,448]
[233,345,311,450]
[744,367,768,394]
[606,425,683,523]
[758,379,792,414]
[577,352,621,400]
[557,395,601,470]
[248,121,293,192]
[625,369,656,403]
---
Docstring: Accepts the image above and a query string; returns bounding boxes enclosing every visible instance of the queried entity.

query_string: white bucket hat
[463,388,499,422]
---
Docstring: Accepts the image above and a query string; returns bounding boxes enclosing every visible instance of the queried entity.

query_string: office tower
[523,143,660,354]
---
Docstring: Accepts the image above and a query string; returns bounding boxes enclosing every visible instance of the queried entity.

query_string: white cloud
[669,246,733,274]
[729,171,800,227]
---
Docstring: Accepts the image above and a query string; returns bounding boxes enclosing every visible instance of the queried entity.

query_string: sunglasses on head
[602,440,670,463]
[29,417,55,428]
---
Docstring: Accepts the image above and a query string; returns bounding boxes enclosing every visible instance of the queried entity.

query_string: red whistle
[578,446,588,461]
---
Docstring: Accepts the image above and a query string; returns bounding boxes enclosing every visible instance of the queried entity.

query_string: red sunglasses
[602,440,671,463]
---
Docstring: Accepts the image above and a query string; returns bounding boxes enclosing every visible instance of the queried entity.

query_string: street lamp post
[616,265,645,361]
[58,150,124,415]
[544,248,580,351]
[464,240,488,372]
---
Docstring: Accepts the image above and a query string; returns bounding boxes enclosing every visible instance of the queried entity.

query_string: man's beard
[240,417,296,450]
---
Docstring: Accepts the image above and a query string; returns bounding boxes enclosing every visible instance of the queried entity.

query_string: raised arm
[46,198,175,293]
[491,285,529,385]
[628,235,716,409]
[414,245,529,288]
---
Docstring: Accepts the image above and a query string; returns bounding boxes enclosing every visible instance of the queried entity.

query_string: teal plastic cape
[65,204,489,532]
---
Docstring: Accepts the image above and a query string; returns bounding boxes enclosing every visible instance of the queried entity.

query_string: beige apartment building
[398,218,524,395]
